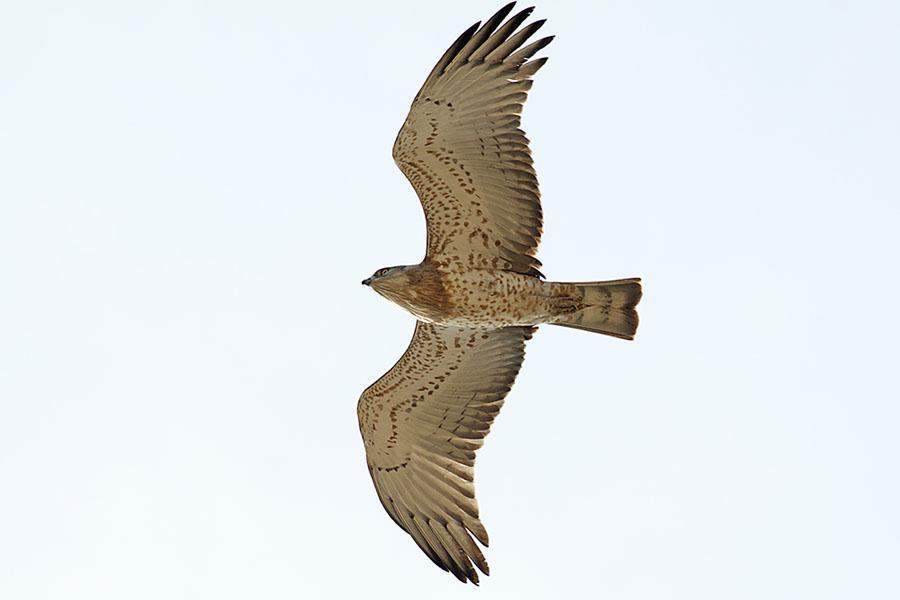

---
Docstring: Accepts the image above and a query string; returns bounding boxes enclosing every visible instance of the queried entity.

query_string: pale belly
[425,269,577,328]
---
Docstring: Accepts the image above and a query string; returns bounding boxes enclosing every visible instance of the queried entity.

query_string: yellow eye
[376,268,390,277]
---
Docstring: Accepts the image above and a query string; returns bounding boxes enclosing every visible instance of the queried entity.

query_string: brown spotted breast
[391,264,581,328]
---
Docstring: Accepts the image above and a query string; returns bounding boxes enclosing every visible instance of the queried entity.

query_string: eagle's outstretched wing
[393,2,552,278]
[357,322,534,583]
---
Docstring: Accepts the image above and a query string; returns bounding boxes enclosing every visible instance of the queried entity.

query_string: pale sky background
[1,1,899,598]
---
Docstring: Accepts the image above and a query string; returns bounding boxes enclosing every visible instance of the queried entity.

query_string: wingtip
[463,564,483,585]
[536,33,554,47]
[517,5,536,18]
[491,3,517,26]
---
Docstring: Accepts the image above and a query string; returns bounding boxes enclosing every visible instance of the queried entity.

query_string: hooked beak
[361,277,372,286]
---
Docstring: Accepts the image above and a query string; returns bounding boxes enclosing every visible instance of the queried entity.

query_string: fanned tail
[551,278,642,340]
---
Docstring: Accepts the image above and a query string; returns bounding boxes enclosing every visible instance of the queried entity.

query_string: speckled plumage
[358,3,642,584]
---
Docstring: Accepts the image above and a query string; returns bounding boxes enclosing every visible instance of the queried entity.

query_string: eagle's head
[362,262,448,322]
[361,266,409,297]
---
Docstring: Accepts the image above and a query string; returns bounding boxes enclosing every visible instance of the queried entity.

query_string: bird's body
[357,3,642,584]
[371,263,567,328]
[370,262,640,333]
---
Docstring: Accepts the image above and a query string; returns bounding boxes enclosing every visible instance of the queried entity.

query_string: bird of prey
[358,3,642,584]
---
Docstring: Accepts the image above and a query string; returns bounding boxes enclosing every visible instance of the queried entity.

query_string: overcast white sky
[2,1,899,598]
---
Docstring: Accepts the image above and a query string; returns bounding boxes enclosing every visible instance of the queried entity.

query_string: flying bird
[358,3,642,584]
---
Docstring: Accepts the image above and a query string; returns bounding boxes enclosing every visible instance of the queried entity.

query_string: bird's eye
[376,268,390,277]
